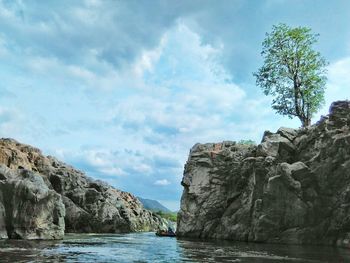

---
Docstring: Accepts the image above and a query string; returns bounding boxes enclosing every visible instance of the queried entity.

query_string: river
[0,232,349,262]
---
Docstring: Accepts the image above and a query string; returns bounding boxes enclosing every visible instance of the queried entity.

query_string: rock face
[178,101,350,247]
[0,139,163,239]
[0,165,65,239]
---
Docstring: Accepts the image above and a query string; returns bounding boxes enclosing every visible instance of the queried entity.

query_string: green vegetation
[154,211,177,222]
[254,23,328,127]
[238,139,256,146]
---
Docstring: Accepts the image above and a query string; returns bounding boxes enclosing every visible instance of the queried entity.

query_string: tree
[253,24,328,127]
[238,139,256,146]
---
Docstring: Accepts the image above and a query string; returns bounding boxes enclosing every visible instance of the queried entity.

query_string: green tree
[238,139,256,146]
[154,211,177,222]
[253,24,328,127]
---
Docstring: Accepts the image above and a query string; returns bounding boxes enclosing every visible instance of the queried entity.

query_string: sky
[0,0,349,211]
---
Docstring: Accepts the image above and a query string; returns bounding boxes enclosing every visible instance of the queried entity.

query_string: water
[0,232,349,262]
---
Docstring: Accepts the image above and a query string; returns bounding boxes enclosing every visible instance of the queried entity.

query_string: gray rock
[257,131,295,161]
[0,139,164,239]
[178,100,350,247]
[277,127,298,142]
[0,165,65,239]
[0,191,7,239]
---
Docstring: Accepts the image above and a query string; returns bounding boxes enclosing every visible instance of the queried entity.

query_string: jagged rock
[277,127,298,142]
[0,193,7,239]
[257,131,295,162]
[0,139,164,239]
[0,165,65,239]
[178,100,350,247]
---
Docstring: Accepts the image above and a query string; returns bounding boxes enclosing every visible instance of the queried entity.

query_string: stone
[257,131,295,161]
[0,190,7,239]
[0,165,65,239]
[0,139,164,239]
[178,100,350,247]
[277,127,298,142]
[328,100,350,128]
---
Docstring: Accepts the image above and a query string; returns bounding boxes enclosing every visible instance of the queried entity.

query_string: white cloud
[312,56,350,119]
[133,36,166,77]
[327,57,350,98]
[154,179,171,186]
[56,148,128,177]
[26,56,61,73]
[110,23,247,142]
[99,167,127,177]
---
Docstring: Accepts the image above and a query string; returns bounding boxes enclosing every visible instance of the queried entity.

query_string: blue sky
[0,0,349,210]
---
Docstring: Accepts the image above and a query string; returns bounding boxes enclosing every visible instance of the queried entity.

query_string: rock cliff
[177,100,350,247]
[0,139,164,239]
[0,165,65,239]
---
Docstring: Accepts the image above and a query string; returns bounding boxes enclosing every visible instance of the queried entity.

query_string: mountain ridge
[137,197,171,213]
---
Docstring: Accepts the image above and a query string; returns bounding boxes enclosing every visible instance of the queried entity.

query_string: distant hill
[137,197,171,213]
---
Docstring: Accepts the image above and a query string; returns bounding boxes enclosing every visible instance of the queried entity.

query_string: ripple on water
[0,233,349,262]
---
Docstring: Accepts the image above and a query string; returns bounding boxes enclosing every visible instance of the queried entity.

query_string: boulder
[256,131,295,162]
[277,127,298,142]
[0,165,65,239]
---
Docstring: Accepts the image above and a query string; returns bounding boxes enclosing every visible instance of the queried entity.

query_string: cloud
[154,179,171,186]
[0,0,201,69]
[1,0,349,83]
[328,57,350,92]
[186,1,350,84]
[110,23,247,142]
[56,148,128,178]
[315,56,350,117]
[0,20,300,209]
[99,167,127,177]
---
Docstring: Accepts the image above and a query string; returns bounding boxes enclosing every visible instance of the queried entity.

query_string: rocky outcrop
[0,139,163,239]
[0,165,65,239]
[178,100,350,247]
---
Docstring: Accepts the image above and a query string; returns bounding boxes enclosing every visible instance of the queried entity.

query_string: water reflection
[0,239,63,262]
[0,233,349,262]
[178,238,349,263]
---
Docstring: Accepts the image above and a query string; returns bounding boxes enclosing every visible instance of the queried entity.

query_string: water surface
[0,232,349,262]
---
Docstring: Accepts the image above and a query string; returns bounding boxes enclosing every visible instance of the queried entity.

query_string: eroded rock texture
[178,101,350,247]
[0,139,164,239]
[0,165,65,239]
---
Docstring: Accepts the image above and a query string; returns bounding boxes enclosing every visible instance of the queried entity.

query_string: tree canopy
[254,24,328,127]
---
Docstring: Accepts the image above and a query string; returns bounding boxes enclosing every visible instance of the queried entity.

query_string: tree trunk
[300,116,311,127]
[294,87,300,117]
[305,118,311,127]
[302,103,311,127]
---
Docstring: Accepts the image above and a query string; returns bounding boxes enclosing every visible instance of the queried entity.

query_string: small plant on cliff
[238,139,256,146]
[155,211,177,222]
[253,24,328,127]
